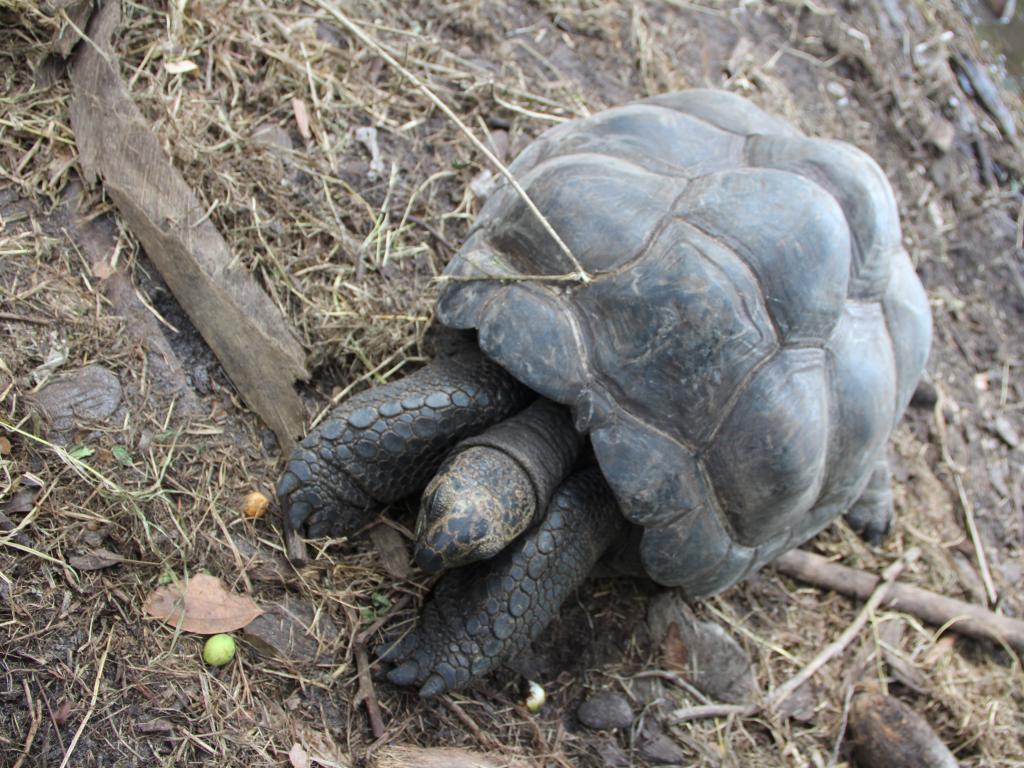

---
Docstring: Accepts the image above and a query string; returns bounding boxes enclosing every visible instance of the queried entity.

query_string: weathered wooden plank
[68,0,308,450]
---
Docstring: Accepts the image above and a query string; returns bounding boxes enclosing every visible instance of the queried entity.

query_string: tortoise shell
[436,90,931,598]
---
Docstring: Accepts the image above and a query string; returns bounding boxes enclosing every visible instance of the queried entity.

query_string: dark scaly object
[415,399,582,572]
[277,347,529,538]
[380,468,623,697]
[436,89,932,598]
[279,89,933,697]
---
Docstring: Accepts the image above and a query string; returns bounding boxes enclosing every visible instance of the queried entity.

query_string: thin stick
[12,682,41,768]
[769,550,918,708]
[953,473,997,605]
[933,390,997,605]
[58,629,113,768]
[0,312,49,325]
[441,696,500,749]
[353,643,385,739]
[670,548,919,723]
[774,547,1024,652]
[310,0,590,284]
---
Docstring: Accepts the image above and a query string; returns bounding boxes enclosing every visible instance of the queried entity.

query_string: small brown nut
[242,491,270,519]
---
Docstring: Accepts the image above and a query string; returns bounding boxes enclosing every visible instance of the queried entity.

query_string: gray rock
[647,590,758,704]
[638,722,686,765]
[577,691,635,730]
[597,739,630,768]
[33,365,121,439]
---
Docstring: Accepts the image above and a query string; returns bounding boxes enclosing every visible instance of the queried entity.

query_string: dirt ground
[2,0,1023,766]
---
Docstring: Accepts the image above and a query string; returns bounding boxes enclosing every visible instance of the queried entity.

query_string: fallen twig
[774,548,1024,652]
[953,472,998,605]
[353,643,385,739]
[12,682,41,768]
[440,696,500,750]
[671,548,919,723]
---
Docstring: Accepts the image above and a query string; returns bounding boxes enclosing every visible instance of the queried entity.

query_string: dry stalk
[671,547,921,723]
[58,629,114,768]
[310,0,591,285]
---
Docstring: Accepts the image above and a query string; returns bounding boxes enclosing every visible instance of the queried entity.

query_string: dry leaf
[775,679,819,722]
[849,690,958,768]
[68,547,126,571]
[242,490,269,519]
[289,743,309,768]
[662,622,689,670]
[143,573,262,634]
[0,436,11,455]
[243,595,338,663]
[376,746,529,768]
[164,60,198,75]
[1,476,43,516]
[368,524,409,580]
[292,98,311,140]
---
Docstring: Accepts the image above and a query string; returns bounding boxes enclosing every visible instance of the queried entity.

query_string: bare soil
[1,1,1023,766]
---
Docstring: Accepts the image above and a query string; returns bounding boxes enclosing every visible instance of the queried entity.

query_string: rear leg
[843,457,894,546]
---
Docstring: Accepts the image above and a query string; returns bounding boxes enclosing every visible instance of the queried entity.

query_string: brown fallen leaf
[230,534,295,585]
[1,475,43,516]
[243,595,339,663]
[368,524,410,580]
[375,746,530,768]
[143,573,262,634]
[648,592,757,704]
[68,547,127,571]
[774,679,821,723]
[662,621,689,670]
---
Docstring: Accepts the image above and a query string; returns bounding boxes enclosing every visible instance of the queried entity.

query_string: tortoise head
[414,446,538,573]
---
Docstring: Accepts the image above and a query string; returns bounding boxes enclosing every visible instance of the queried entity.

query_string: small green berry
[202,634,236,666]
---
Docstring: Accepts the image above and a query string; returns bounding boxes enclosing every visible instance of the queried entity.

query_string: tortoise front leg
[379,467,626,697]
[277,347,530,539]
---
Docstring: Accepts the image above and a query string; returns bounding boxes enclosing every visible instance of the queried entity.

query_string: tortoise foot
[379,468,624,697]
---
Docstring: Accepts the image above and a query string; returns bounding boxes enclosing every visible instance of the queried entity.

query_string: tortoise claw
[419,674,446,699]
[387,660,422,687]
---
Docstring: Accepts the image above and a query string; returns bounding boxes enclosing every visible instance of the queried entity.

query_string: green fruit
[202,634,236,666]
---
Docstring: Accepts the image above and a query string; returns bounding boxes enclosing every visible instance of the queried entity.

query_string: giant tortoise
[276,89,932,697]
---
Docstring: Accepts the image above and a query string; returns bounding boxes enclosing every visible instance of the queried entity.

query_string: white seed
[525,681,546,713]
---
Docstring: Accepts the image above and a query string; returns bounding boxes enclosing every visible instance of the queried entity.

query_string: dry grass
[2,0,1023,765]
